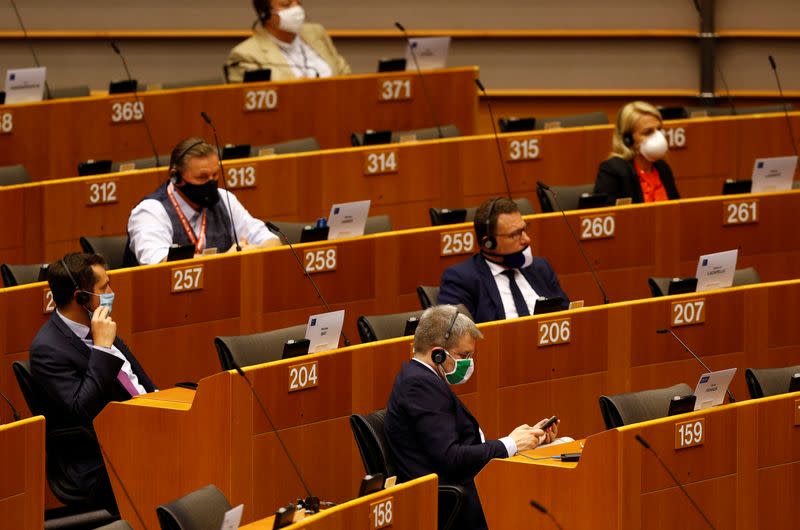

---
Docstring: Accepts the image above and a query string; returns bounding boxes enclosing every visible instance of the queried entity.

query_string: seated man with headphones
[594,101,680,204]
[437,197,569,324]
[226,0,351,83]
[384,305,559,530]
[30,253,156,511]
[124,137,280,266]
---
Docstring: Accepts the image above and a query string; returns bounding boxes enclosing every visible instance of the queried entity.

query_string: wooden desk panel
[0,416,45,530]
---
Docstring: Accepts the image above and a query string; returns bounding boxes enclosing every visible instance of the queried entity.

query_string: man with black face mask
[124,137,280,266]
[437,197,568,323]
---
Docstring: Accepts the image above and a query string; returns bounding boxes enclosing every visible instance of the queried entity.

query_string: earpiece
[431,347,447,365]
[480,198,500,250]
[169,140,205,186]
[254,0,271,24]
[622,132,634,148]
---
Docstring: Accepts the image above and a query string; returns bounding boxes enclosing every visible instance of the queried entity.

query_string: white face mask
[639,129,668,162]
[277,5,306,34]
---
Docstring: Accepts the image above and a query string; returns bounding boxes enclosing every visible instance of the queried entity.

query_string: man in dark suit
[30,253,156,511]
[384,305,558,530]
[437,197,568,323]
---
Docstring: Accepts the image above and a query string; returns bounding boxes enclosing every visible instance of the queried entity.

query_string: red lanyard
[166,182,207,253]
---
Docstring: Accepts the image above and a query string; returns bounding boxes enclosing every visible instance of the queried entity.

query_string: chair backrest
[251,137,321,156]
[535,111,608,130]
[47,85,91,100]
[417,285,439,309]
[684,106,733,118]
[647,277,671,297]
[537,184,595,212]
[12,360,44,418]
[156,484,232,530]
[266,216,392,244]
[357,310,424,343]
[349,409,395,478]
[79,236,129,270]
[215,324,308,371]
[599,383,693,429]
[430,197,535,226]
[161,78,224,90]
[1,263,45,287]
[112,155,168,172]
[0,164,31,186]
[745,365,800,399]
[365,215,392,234]
[392,124,460,142]
[736,104,795,115]
[733,267,761,287]
[95,520,135,530]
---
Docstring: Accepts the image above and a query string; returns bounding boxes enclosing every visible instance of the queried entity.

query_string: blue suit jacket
[437,253,569,323]
[385,360,506,530]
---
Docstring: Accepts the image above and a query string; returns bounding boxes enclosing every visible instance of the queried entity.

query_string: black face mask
[177,180,219,209]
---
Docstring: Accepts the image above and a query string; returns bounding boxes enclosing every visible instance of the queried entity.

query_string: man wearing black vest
[124,137,279,266]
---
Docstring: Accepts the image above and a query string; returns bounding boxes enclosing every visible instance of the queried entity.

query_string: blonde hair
[610,101,663,160]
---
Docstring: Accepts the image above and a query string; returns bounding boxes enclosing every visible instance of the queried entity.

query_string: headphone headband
[170,140,207,183]
[432,307,460,366]
[61,259,79,290]
[480,198,501,250]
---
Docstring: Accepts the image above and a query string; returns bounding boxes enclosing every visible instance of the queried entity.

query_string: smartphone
[542,415,558,430]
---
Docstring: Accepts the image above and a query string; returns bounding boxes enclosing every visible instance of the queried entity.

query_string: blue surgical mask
[82,291,115,315]
[483,245,534,269]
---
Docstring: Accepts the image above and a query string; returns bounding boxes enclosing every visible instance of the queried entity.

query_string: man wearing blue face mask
[385,305,559,530]
[437,197,569,323]
[29,253,155,511]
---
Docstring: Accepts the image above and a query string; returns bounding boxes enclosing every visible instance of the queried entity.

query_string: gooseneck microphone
[9,0,51,100]
[0,391,20,422]
[538,181,610,304]
[529,499,564,530]
[768,55,799,158]
[229,358,323,513]
[474,78,512,199]
[394,22,443,139]
[635,434,716,529]
[109,40,161,167]
[265,221,352,347]
[656,328,735,403]
[200,111,242,252]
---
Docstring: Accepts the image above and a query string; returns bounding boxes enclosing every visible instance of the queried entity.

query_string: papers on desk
[327,200,370,240]
[305,310,345,353]
[405,37,451,70]
[4,67,46,104]
[695,249,738,292]
[751,155,798,193]
[693,368,737,410]
[220,504,243,530]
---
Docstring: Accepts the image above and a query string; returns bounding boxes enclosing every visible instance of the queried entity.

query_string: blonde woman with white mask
[594,101,681,204]
[227,0,351,83]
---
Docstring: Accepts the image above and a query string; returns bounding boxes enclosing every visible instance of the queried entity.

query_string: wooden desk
[240,474,438,530]
[476,391,800,529]
[1,111,798,264]
[0,416,45,530]
[93,279,800,529]
[0,68,478,182]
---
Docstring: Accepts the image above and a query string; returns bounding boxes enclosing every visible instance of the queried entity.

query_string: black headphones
[169,140,206,185]
[61,259,89,306]
[479,198,500,251]
[254,0,271,24]
[431,309,460,365]
[617,107,635,149]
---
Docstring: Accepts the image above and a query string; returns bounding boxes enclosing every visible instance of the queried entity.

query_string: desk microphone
[394,22,443,139]
[529,499,564,530]
[200,111,241,252]
[768,55,799,158]
[0,391,20,422]
[265,221,351,347]
[229,358,325,513]
[9,0,51,100]
[634,434,716,529]
[537,181,610,304]
[656,328,735,403]
[110,40,161,167]
[474,78,512,199]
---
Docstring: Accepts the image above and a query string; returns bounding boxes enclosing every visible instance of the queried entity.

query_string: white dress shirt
[484,258,539,318]
[411,358,517,457]
[55,310,147,395]
[271,34,332,79]
[127,187,278,265]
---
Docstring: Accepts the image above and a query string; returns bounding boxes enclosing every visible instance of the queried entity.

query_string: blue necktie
[501,270,530,317]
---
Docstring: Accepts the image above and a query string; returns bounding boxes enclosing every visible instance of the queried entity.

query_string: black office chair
[1,263,47,287]
[356,310,424,343]
[112,155,169,172]
[536,183,595,212]
[599,383,694,429]
[250,137,321,156]
[349,410,465,530]
[156,484,232,530]
[215,324,307,371]
[745,365,800,399]
[79,236,129,270]
[0,164,31,186]
[534,111,608,130]
[429,197,535,226]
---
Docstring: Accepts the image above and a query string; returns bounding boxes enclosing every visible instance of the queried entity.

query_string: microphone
[229,358,323,513]
[474,78,512,199]
[200,111,242,252]
[537,181,610,304]
[110,40,161,167]
[0,391,20,422]
[634,434,716,529]
[9,0,51,100]
[529,499,564,530]
[265,221,351,347]
[656,328,735,403]
[690,0,735,115]
[767,55,799,157]
[394,22,443,139]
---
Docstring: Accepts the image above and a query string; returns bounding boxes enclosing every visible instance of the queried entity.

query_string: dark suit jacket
[437,253,569,324]
[385,360,506,530]
[594,157,680,204]
[29,313,155,498]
